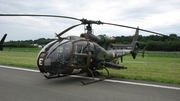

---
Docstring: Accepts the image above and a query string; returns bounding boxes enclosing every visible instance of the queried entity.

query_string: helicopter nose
[37,52,47,73]
[37,53,57,74]
[43,57,69,74]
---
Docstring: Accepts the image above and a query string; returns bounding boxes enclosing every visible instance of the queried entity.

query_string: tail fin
[0,34,7,51]
[130,27,139,59]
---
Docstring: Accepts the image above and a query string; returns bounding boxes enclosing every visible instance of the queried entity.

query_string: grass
[0,48,40,68]
[0,48,180,84]
[101,52,180,84]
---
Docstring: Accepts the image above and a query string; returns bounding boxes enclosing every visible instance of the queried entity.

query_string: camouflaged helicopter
[0,14,173,85]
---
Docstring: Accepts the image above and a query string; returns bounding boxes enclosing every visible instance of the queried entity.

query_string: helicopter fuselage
[37,35,106,75]
[37,33,131,76]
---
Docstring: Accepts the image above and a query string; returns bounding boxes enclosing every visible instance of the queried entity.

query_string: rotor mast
[85,23,93,34]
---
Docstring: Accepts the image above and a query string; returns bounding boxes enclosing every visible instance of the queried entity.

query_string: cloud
[0,0,180,41]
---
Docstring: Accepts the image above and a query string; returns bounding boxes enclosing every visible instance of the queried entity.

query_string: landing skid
[81,68,114,85]
[43,69,114,85]
[104,67,116,79]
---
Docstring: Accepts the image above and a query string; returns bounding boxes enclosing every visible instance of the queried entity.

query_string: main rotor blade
[0,14,81,21]
[103,22,180,40]
[1,14,179,40]
[57,23,83,38]
[103,22,165,35]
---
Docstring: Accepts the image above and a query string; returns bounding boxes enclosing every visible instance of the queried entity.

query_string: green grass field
[0,47,180,84]
[0,48,40,68]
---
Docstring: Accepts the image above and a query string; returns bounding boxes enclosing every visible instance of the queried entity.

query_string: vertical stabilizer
[130,27,139,59]
[0,34,7,51]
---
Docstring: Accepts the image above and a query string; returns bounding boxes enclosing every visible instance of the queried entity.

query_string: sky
[0,0,180,41]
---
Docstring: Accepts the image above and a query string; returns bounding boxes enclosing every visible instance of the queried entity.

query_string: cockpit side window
[75,45,83,54]
[75,45,89,55]
[74,42,88,55]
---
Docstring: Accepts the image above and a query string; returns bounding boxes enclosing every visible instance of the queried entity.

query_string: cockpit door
[70,40,92,69]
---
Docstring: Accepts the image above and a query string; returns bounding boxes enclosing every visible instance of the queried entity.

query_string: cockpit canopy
[37,38,94,74]
[46,40,72,63]
[42,40,72,73]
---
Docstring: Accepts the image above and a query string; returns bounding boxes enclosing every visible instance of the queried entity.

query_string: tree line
[4,38,54,48]
[4,34,180,51]
[115,34,180,51]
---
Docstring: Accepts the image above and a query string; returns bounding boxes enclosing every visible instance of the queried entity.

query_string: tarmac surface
[0,65,180,101]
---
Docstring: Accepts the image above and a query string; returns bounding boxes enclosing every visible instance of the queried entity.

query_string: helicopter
[0,34,7,51]
[0,14,177,85]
